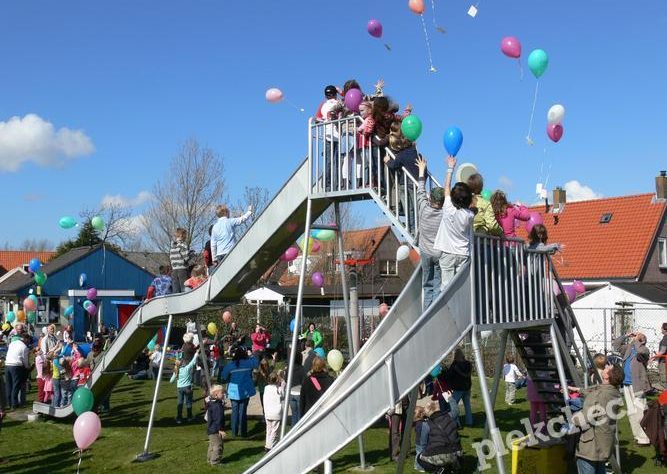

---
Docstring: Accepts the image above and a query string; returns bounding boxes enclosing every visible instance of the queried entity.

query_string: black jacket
[300,371,334,415]
[386,146,420,180]
[286,364,307,387]
[207,398,225,435]
[446,361,472,391]
[423,412,461,457]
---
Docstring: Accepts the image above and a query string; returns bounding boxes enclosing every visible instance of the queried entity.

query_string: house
[0,245,162,340]
[0,250,56,284]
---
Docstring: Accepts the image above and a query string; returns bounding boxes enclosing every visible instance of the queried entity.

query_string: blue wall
[17,247,154,340]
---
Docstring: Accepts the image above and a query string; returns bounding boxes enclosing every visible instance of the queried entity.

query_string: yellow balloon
[207,322,217,336]
[299,237,315,253]
[2,323,9,331]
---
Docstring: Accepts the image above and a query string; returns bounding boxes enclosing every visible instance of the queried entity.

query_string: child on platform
[491,191,530,238]
[35,347,46,403]
[206,384,226,466]
[184,264,207,290]
[528,223,563,253]
[262,372,284,451]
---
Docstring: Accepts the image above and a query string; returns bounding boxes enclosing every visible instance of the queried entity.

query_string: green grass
[2,376,658,473]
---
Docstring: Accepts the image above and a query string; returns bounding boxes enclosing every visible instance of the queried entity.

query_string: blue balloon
[430,364,442,378]
[314,347,326,358]
[289,318,296,332]
[443,126,464,157]
[77,344,91,357]
[79,273,87,287]
[28,258,42,273]
[64,305,74,317]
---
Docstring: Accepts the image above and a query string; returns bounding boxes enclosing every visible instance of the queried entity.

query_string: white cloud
[101,190,152,209]
[116,215,146,236]
[498,176,513,190]
[0,114,94,172]
[563,180,603,202]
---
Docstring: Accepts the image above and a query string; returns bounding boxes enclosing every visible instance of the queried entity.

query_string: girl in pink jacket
[490,191,530,238]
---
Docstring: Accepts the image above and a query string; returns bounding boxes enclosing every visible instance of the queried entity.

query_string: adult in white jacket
[6,333,31,408]
[262,373,284,450]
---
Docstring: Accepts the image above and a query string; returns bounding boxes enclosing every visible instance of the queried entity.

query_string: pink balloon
[73,411,101,450]
[23,297,37,312]
[86,288,97,300]
[547,123,564,143]
[286,222,298,233]
[86,303,97,316]
[379,303,389,317]
[572,280,585,295]
[280,247,299,262]
[500,36,522,59]
[312,241,321,253]
[367,19,383,38]
[311,271,324,288]
[525,212,544,233]
[344,88,363,113]
[408,0,425,15]
[265,88,284,104]
[563,285,577,304]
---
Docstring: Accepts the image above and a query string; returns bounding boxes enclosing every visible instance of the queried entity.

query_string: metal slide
[245,264,473,474]
[33,159,333,417]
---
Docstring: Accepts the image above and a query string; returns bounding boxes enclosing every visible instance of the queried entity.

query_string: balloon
[2,323,9,331]
[83,300,92,310]
[527,49,549,78]
[431,364,442,378]
[16,310,25,322]
[65,305,74,317]
[367,19,383,38]
[481,190,492,201]
[280,247,299,262]
[222,310,233,324]
[327,349,344,372]
[547,123,564,143]
[547,104,565,125]
[59,216,77,229]
[344,88,363,113]
[289,318,296,333]
[72,387,95,416]
[311,271,324,288]
[312,241,321,253]
[314,347,326,358]
[396,244,410,262]
[34,271,47,286]
[265,88,284,104]
[408,0,425,15]
[572,280,586,295]
[73,411,101,450]
[286,222,298,233]
[86,288,98,300]
[91,216,105,231]
[86,303,97,316]
[28,258,42,273]
[27,311,36,324]
[525,212,544,233]
[79,273,87,287]
[443,127,464,157]
[400,115,423,142]
[500,37,521,59]
[147,339,156,351]
[23,297,37,312]
[28,294,38,304]
[314,229,335,241]
[207,322,218,336]
[379,303,389,317]
[563,285,577,304]
[6,311,15,323]
[299,237,315,254]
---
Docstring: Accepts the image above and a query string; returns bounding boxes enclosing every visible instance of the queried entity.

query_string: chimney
[553,186,566,206]
[656,171,667,200]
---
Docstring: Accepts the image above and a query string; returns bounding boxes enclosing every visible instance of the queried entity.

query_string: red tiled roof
[518,193,665,280]
[0,251,55,274]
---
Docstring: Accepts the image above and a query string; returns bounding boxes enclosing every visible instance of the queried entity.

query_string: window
[380,259,398,276]
[599,213,613,224]
[659,238,667,268]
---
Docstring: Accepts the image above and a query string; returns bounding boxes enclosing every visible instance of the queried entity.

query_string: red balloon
[222,310,232,324]
[500,36,522,59]
[367,19,383,38]
[408,0,425,15]
[547,123,564,143]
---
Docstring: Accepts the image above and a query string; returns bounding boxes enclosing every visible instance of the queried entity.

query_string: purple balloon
[311,271,324,288]
[563,285,577,304]
[86,303,97,316]
[86,287,97,300]
[280,247,299,262]
[367,19,383,39]
[525,212,544,233]
[344,88,363,113]
[547,123,564,143]
[572,280,585,295]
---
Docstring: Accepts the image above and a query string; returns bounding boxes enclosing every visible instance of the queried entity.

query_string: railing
[472,235,555,327]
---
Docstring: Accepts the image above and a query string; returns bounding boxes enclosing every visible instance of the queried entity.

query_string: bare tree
[80,202,138,249]
[19,238,54,251]
[142,138,226,252]
[231,185,271,235]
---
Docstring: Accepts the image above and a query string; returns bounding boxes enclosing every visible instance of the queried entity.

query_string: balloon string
[284,99,304,113]
[419,14,437,73]
[526,80,540,145]
[76,449,83,474]
[431,0,438,28]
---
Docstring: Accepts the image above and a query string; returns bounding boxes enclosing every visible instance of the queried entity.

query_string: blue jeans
[421,253,442,310]
[289,394,301,426]
[60,379,72,406]
[324,140,339,191]
[52,379,62,408]
[576,458,606,474]
[231,398,249,437]
[452,389,473,426]
[177,386,193,420]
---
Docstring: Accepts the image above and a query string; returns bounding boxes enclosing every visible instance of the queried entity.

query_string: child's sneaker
[176,418,182,425]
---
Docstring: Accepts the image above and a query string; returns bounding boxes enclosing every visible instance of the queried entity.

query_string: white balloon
[396,244,410,262]
[547,104,565,125]
[327,349,344,372]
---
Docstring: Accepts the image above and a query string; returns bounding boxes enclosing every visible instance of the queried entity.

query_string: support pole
[395,387,418,474]
[485,329,508,438]
[136,314,173,462]
[472,327,507,474]
[335,201,367,470]
[550,323,570,404]
[280,198,313,439]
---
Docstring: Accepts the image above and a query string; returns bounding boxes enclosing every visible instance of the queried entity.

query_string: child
[170,349,199,423]
[42,359,53,404]
[355,100,375,187]
[206,384,226,466]
[59,358,72,407]
[149,344,162,380]
[466,173,502,236]
[490,191,530,238]
[51,358,62,408]
[590,353,607,385]
[262,373,284,451]
[503,356,524,405]
[413,406,427,472]
[170,227,193,294]
[318,85,342,191]
[434,156,474,288]
[35,347,46,403]
[528,223,563,253]
[184,264,207,290]
[526,376,547,428]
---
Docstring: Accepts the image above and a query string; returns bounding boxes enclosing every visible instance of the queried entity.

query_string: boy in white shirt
[262,373,284,451]
[503,356,524,405]
[434,156,474,289]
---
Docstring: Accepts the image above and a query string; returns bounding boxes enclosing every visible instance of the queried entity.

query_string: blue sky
[1,1,666,247]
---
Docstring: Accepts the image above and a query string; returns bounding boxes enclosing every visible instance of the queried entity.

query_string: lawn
[1,376,659,473]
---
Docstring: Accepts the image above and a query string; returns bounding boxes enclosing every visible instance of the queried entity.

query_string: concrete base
[134,452,160,462]
[349,465,375,472]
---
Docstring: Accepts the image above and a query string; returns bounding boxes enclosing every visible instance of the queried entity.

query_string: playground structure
[33,115,610,473]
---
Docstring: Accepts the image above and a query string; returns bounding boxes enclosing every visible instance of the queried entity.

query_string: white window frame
[659,237,667,268]
[379,259,398,276]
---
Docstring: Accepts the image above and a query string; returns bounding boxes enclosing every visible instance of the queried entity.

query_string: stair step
[522,354,555,360]
[519,342,553,348]
[529,377,561,383]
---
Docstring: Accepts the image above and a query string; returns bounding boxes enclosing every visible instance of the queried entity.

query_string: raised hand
[416,156,427,178]
[446,156,456,170]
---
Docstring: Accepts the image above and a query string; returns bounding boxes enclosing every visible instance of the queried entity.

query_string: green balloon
[481,190,492,200]
[83,300,92,309]
[91,216,105,231]
[315,229,336,241]
[27,311,36,324]
[400,115,423,142]
[34,271,47,286]
[72,387,95,416]
[527,49,549,78]
[28,294,38,304]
